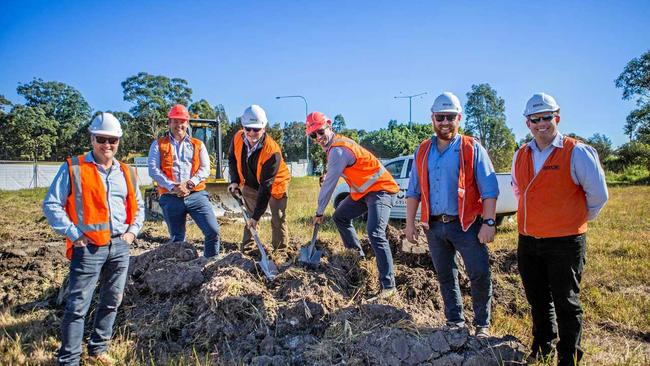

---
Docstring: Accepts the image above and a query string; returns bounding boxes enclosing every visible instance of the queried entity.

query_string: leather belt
[430,214,459,223]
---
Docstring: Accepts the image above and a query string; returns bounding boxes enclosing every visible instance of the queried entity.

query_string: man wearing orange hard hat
[147,104,221,257]
[307,111,399,300]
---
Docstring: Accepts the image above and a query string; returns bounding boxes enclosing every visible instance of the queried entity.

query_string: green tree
[615,50,650,141]
[189,99,216,119]
[121,72,193,152]
[266,123,284,154]
[16,78,92,159]
[464,83,516,172]
[2,105,57,160]
[332,114,346,132]
[282,121,308,161]
[586,133,613,164]
[0,95,11,116]
[360,122,431,159]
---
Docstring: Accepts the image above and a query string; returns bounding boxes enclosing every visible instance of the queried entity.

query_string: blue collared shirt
[42,151,145,242]
[511,132,608,220]
[147,132,210,192]
[406,134,500,216]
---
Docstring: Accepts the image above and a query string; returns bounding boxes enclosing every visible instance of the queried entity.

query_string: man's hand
[313,215,324,225]
[247,218,258,231]
[477,225,496,244]
[228,183,239,193]
[405,222,419,243]
[121,232,136,244]
[171,184,190,197]
[73,235,90,248]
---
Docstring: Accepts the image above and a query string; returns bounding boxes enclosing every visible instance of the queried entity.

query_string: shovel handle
[310,223,320,245]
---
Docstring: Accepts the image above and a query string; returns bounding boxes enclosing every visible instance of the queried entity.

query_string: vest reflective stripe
[65,155,138,260]
[514,137,588,237]
[327,135,399,201]
[157,136,207,194]
[415,135,483,231]
[232,130,291,199]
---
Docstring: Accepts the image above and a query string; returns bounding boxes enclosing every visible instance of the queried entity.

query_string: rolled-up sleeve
[42,163,83,242]
[571,144,608,220]
[405,149,421,200]
[474,143,499,200]
[148,140,176,191]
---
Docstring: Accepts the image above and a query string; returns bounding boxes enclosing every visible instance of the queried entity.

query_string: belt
[430,214,459,223]
[111,234,123,239]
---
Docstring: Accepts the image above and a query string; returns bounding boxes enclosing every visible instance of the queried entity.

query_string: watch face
[484,219,496,227]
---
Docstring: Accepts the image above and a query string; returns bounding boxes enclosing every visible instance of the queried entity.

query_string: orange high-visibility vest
[64,155,139,260]
[233,130,291,199]
[327,134,399,200]
[157,135,207,194]
[415,135,483,231]
[514,136,588,238]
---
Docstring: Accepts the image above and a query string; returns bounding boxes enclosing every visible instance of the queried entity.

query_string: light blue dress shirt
[511,132,608,220]
[42,151,145,242]
[147,132,210,192]
[406,134,500,216]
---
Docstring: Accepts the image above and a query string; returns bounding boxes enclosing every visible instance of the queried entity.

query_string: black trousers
[517,233,586,366]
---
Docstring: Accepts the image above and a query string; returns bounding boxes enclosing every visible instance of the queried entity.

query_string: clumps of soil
[119,228,527,365]
[0,243,67,310]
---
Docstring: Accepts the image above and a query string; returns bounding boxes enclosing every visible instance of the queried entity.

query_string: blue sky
[1,0,648,147]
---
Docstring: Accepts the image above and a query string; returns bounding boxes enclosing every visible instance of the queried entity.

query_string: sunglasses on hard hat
[434,114,458,122]
[244,127,262,132]
[528,114,556,124]
[94,136,119,144]
[309,129,327,139]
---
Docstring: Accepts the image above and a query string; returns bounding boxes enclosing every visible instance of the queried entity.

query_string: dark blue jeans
[518,233,586,366]
[425,219,492,327]
[160,190,221,257]
[57,239,130,365]
[332,191,396,289]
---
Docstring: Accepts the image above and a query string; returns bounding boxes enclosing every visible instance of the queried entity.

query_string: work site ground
[1,179,649,365]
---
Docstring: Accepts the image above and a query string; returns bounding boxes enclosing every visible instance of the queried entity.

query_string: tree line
[1,49,648,176]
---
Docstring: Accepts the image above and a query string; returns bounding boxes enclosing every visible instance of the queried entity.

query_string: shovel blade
[259,255,279,280]
[298,244,322,266]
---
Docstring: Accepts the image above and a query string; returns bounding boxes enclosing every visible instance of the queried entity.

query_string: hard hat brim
[91,130,123,138]
[243,122,266,129]
[523,107,559,117]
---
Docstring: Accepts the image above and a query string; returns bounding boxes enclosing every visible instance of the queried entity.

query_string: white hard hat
[431,92,462,114]
[524,93,560,116]
[241,105,268,129]
[89,112,123,137]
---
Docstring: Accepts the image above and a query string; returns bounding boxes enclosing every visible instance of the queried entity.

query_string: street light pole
[394,92,428,129]
[275,95,310,172]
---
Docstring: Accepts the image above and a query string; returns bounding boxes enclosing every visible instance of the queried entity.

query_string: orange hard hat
[305,111,331,135]
[168,104,190,121]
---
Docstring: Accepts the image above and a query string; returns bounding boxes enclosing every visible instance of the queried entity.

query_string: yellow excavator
[144,117,241,221]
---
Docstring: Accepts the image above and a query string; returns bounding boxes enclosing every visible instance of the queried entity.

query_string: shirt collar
[243,132,265,151]
[528,132,564,151]
[432,133,461,145]
[168,131,191,143]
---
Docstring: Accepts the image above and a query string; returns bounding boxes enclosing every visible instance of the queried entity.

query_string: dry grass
[0,180,649,365]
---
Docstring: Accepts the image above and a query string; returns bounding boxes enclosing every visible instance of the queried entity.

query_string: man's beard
[434,125,457,141]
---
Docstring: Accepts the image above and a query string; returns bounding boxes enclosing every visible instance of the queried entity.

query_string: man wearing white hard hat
[228,105,291,251]
[513,93,608,365]
[404,92,499,338]
[148,104,221,258]
[43,112,144,365]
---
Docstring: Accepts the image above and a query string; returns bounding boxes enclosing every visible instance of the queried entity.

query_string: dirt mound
[119,234,527,364]
[0,242,67,310]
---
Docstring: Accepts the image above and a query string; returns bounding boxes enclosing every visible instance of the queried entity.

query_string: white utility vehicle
[330,155,517,225]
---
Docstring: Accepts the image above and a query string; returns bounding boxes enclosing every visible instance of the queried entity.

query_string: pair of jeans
[57,238,130,365]
[425,219,492,327]
[518,233,586,366]
[332,191,396,289]
[159,190,221,257]
[241,185,288,250]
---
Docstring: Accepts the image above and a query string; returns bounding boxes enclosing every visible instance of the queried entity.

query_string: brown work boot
[88,352,116,366]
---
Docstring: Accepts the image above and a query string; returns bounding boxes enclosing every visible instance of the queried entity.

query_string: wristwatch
[483,218,496,227]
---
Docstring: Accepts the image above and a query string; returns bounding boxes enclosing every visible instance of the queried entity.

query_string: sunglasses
[309,129,327,139]
[244,127,262,132]
[528,114,556,124]
[434,114,458,122]
[94,136,119,144]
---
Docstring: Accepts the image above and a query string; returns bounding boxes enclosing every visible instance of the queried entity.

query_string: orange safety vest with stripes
[514,136,588,238]
[414,135,483,231]
[64,155,139,260]
[233,130,291,199]
[327,134,399,201]
[157,135,207,194]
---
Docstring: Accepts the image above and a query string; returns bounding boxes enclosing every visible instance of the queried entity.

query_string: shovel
[231,189,279,280]
[299,223,322,266]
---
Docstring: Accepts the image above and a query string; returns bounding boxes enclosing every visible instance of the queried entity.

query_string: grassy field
[0,178,649,365]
